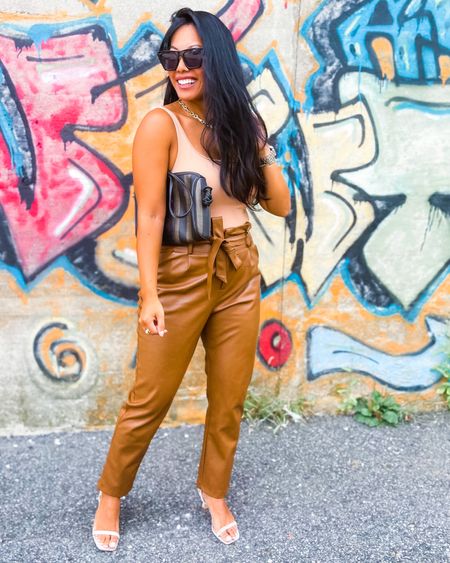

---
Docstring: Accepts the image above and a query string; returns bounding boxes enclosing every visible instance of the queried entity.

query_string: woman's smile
[176,75,198,89]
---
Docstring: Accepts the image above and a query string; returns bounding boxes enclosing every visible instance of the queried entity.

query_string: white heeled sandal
[92,491,120,552]
[197,488,240,545]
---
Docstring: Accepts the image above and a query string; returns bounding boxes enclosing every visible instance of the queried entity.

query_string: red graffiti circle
[258,320,292,370]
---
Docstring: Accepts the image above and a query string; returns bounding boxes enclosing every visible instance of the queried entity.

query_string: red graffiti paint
[0,27,126,278]
[219,0,263,41]
[258,320,293,370]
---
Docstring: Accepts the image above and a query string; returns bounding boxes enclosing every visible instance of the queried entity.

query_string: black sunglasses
[157,47,204,71]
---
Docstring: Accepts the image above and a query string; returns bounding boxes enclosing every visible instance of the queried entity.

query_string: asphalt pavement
[1,412,450,563]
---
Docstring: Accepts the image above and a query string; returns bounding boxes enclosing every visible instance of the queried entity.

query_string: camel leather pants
[97,217,261,499]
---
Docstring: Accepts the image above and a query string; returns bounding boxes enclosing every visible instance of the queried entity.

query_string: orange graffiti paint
[371,37,395,80]
[439,55,450,85]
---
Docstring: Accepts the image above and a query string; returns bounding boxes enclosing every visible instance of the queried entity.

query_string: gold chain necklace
[177,99,212,128]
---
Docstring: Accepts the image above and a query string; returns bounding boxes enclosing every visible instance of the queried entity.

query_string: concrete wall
[0,0,449,434]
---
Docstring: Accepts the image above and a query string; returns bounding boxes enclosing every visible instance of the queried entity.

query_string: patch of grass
[436,357,450,409]
[338,389,411,427]
[243,391,307,433]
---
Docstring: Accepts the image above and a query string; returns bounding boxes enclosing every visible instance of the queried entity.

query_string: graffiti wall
[0,0,448,434]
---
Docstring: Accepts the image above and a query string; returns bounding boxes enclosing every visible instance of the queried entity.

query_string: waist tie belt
[206,216,252,299]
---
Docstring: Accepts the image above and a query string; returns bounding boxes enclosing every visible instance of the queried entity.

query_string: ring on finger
[144,328,150,335]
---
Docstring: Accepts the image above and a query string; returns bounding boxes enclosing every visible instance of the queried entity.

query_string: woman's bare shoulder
[134,107,176,148]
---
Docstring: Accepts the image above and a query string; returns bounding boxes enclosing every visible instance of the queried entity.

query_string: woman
[92,7,290,550]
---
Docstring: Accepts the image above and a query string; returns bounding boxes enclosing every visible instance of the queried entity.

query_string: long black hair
[160,7,268,206]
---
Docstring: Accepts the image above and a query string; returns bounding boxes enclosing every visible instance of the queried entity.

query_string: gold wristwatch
[259,144,277,167]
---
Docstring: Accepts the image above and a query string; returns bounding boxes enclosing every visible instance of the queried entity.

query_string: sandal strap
[92,530,120,538]
[214,521,237,537]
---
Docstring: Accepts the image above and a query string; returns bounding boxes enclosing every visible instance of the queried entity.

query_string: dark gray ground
[1,412,450,563]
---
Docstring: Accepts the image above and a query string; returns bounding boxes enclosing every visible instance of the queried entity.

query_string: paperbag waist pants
[97,217,261,498]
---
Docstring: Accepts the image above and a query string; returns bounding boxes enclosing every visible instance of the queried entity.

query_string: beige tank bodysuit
[159,106,249,229]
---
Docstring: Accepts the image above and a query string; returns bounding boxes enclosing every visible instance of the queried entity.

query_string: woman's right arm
[132,109,172,337]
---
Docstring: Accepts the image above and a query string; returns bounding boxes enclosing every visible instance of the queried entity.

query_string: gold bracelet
[259,144,277,167]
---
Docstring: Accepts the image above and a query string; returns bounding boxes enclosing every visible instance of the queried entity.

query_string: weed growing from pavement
[436,341,450,409]
[243,391,307,433]
[338,388,411,427]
